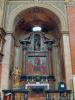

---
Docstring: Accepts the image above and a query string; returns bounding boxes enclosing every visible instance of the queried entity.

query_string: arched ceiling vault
[14,7,61,38]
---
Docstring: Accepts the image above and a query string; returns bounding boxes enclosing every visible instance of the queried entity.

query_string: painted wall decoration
[24,52,49,75]
[13,67,21,87]
[26,53,48,75]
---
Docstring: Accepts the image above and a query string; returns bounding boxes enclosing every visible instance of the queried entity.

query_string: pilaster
[52,45,62,89]
[1,33,14,90]
[13,45,23,87]
[62,33,73,90]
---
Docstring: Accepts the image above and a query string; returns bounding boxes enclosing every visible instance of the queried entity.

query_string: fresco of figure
[34,57,40,72]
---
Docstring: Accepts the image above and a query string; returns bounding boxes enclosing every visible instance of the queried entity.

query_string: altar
[25,82,50,92]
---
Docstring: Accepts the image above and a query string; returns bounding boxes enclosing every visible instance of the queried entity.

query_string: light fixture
[61,84,65,88]
[32,26,42,32]
[58,82,67,91]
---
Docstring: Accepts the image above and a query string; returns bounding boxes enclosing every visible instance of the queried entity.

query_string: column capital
[6,33,15,40]
[0,28,6,36]
[61,31,69,34]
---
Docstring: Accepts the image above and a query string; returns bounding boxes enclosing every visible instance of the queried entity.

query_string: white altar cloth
[25,82,50,90]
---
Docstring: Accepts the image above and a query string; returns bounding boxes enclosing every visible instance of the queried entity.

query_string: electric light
[32,26,42,32]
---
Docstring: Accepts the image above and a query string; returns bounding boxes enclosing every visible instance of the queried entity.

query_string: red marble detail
[67,6,75,75]
[3,95,11,100]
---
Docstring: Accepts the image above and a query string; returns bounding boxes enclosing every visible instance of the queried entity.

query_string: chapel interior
[4,6,67,99]
[0,0,75,100]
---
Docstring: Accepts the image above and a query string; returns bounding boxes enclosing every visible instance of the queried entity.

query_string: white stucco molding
[5,2,68,33]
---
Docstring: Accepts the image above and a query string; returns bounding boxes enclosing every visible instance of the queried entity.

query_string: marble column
[48,48,53,75]
[23,50,27,75]
[13,45,23,87]
[1,34,14,90]
[19,46,23,69]
[52,45,61,89]
[62,34,72,89]
[14,46,22,69]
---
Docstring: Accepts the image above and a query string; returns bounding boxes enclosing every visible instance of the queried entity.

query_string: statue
[13,67,21,88]
[34,34,41,51]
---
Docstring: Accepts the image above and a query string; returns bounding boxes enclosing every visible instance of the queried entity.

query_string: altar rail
[2,89,74,100]
[45,89,72,100]
[2,89,29,100]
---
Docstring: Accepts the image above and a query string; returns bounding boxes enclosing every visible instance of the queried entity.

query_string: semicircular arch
[5,3,68,33]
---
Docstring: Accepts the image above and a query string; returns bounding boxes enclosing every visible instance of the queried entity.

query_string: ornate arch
[5,3,68,33]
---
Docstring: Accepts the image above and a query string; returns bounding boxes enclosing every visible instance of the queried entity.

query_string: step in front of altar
[29,93,45,100]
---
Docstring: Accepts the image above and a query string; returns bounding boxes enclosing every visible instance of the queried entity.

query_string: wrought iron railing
[2,88,75,100]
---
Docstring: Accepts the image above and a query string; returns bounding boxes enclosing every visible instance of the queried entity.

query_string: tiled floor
[28,93,45,100]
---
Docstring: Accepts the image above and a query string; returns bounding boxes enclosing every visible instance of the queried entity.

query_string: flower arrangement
[34,74,41,82]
